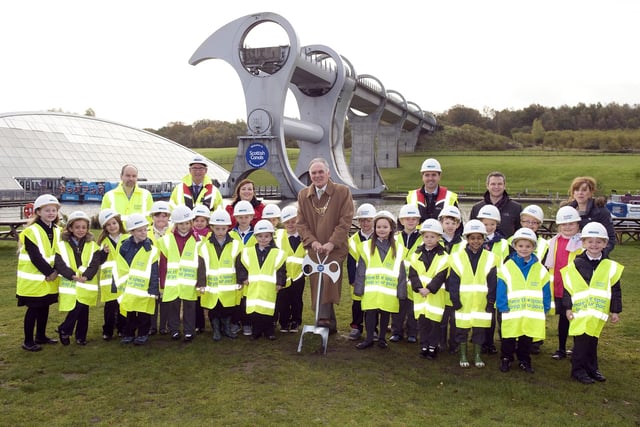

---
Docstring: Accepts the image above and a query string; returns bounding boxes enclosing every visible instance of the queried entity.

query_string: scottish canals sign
[245,142,269,168]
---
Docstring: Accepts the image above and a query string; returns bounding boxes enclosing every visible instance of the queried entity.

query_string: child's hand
[102,244,110,253]
[276,285,283,292]
[45,272,58,281]
[197,287,205,295]
[566,310,574,321]
[419,288,429,297]
[610,313,620,323]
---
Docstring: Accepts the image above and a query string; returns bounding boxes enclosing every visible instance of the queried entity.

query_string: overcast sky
[2,0,639,130]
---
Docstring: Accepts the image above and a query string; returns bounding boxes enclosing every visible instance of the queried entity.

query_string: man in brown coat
[297,158,354,332]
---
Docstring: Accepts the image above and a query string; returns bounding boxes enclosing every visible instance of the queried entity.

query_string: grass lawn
[197,148,640,198]
[1,238,639,426]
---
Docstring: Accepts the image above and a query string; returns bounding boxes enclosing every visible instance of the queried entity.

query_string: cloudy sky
[2,0,639,130]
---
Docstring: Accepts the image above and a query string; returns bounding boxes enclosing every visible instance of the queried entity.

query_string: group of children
[16,194,305,350]
[346,201,623,385]
[16,194,623,384]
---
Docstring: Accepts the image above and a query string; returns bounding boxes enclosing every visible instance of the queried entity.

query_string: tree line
[146,102,640,153]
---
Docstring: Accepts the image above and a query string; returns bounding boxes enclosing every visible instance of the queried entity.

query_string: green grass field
[1,237,639,425]
[198,148,640,197]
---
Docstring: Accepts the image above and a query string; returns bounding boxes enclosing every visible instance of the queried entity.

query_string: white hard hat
[420,218,444,235]
[477,204,501,223]
[420,158,442,173]
[355,203,376,219]
[374,210,396,225]
[150,201,171,215]
[233,200,255,216]
[555,206,581,225]
[254,219,275,234]
[438,205,461,220]
[33,194,60,210]
[521,205,544,223]
[209,209,232,226]
[399,204,421,219]
[462,219,487,237]
[98,209,120,228]
[262,204,281,219]
[280,206,298,223]
[67,211,91,225]
[581,222,608,240]
[171,205,195,224]
[192,205,211,219]
[511,227,538,249]
[189,155,208,166]
[126,213,149,232]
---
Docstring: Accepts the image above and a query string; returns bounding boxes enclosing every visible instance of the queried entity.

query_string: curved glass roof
[0,112,229,190]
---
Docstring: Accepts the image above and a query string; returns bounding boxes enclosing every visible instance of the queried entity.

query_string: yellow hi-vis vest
[406,188,458,209]
[546,236,582,315]
[399,231,423,302]
[490,238,510,267]
[169,175,222,211]
[562,259,624,338]
[275,229,305,287]
[535,237,549,261]
[158,234,199,302]
[348,232,369,301]
[198,238,242,309]
[116,245,158,315]
[241,246,287,316]
[450,249,496,328]
[410,250,449,322]
[17,224,60,297]
[359,239,404,313]
[100,183,154,222]
[99,234,128,302]
[499,260,549,340]
[56,239,100,311]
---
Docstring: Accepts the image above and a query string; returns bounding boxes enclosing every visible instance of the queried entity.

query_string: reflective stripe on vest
[199,239,241,309]
[562,259,623,338]
[241,247,287,316]
[410,251,449,321]
[56,239,100,311]
[499,260,549,340]
[450,250,495,328]
[117,245,158,315]
[359,239,404,313]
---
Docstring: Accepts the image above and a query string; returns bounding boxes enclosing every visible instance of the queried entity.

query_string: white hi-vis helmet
[399,204,421,219]
[477,204,501,223]
[192,205,211,219]
[209,209,232,226]
[150,201,171,215]
[67,211,91,226]
[126,214,149,232]
[511,227,538,249]
[98,209,120,228]
[462,219,487,237]
[171,205,195,224]
[420,219,444,235]
[420,158,442,173]
[438,205,461,220]
[233,200,255,216]
[355,203,376,219]
[33,194,60,210]
[280,206,298,223]
[262,204,281,219]
[254,219,275,234]
[374,210,396,226]
[555,206,581,225]
[521,204,544,223]
[581,222,609,240]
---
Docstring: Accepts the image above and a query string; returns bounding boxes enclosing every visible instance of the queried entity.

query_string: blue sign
[246,142,269,168]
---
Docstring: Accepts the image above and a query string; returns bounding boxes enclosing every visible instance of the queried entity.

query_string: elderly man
[407,158,459,222]
[297,158,354,332]
[101,164,153,221]
[470,171,522,237]
[170,155,222,211]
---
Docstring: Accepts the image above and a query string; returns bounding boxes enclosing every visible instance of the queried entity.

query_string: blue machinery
[190,12,436,198]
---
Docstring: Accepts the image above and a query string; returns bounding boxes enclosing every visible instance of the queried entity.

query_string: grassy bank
[198,148,640,197]
[1,238,639,425]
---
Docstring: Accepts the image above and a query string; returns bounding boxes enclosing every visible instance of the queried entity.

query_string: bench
[0,219,28,241]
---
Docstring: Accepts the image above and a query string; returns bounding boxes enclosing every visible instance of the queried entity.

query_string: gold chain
[311,196,331,216]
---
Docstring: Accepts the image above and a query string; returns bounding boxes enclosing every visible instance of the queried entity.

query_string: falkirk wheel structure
[190,12,436,199]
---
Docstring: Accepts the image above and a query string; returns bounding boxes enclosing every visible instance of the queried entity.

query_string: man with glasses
[170,155,223,211]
